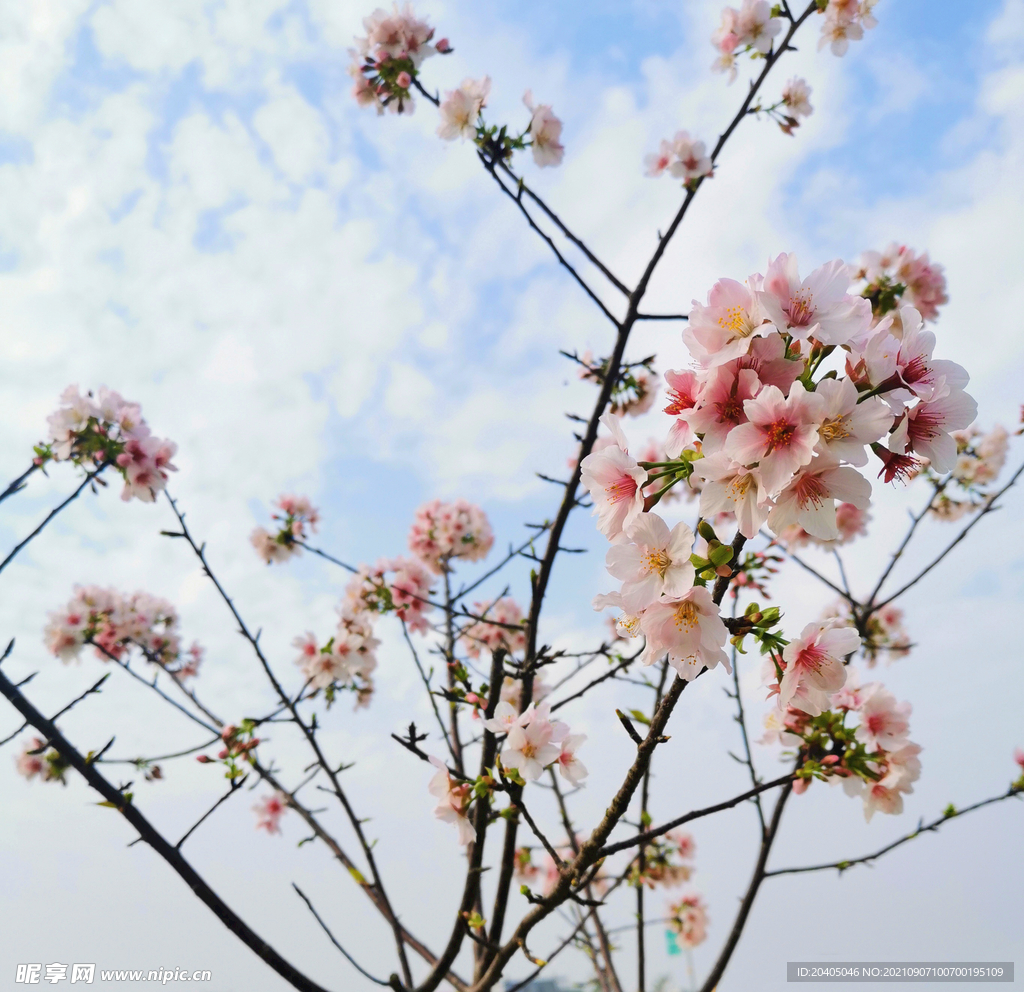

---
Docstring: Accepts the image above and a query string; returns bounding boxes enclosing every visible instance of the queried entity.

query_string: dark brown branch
[0,463,108,576]
[293,884,401,990]
[165,493,415,988]
[176,775,249,849]
[697,781,794,992]
[0,663,332,992]
[765,785,1023,877]
[494,157,630,296]
[598,773,794,857]
[870,459,1024,612]
[0,462,39,504]
[479,153,622,327]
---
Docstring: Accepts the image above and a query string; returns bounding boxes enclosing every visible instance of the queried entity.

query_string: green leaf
[629,709,651,726]
[709,545,734,567]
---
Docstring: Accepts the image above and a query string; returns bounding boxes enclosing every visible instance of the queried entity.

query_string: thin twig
[0,464,108,576]
[765,786,1023,877]
[292,884,399,989]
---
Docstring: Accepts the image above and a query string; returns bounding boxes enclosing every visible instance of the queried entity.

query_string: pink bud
[465,693,481,706]
[792,778,809,795]
[820,755,840,765]
[196,755,213,763]
[435,37,451,53]
[396,71,412,89]
[217,748,229,760]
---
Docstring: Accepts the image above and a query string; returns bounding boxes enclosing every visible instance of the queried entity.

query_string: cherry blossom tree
[2,4,1022,992]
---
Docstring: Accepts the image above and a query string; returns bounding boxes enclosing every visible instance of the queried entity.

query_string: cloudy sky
[1,1,1023,990]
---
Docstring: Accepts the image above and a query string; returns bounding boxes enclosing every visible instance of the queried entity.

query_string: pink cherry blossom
[758,254,871,345]
[408,499,494,572]
[687,366,761,454]
[428,756,475,845]
[523,90,565,167]
[579,415,648,542]
[814,377,893,466]
[855,684,912,751]
[556,734,588,785]
[253,791,289,834]
[16,738,48,780]
[693,453,770,539]
[733,332,803,392]
[460,597,527,657]
[887,390,979,473]
[437,77,490,141]
[501,706,566,781]
[644,139,674,177]
[737,0,782,54]
[684,277,775,367]
[592,590,644,640]
[781,77,813,117]
[778,619,859,713]
[767,457,871,542]
[603,512,695,613]
[668,893,708,948]
[724,381,823,494]
[668,131,712,182]
[639,586,730,680]
[663,369,702,457]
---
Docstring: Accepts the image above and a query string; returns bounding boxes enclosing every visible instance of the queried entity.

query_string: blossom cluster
[43,585,200,681]
[644,131,713,186]
[578,352,659,418]
[629,830,696,889]
[825,600,911,666]
[39,386,177,503]
[426,701,587,846]
[251,494,320,564]
[855,243,948,323]
[486,700,587,784]
[928,423,1010,521]
[513,835,612,898]
[460,597,527,657]
[760,620,921,819]
[818,0,879,57]
[436,80,565,168]
[585,250,974,584]
[710,0,782,82]
[16,738,70,785]
[348,3,449,115]
[408,498,494,573]
[667,893,709,949]
[284,498,504,706]
[198,721,262,781]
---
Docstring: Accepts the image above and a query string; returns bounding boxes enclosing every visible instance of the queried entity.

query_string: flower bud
[396,71,412,89]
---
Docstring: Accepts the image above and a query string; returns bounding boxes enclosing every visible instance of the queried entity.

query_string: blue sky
[1,1,1023,990]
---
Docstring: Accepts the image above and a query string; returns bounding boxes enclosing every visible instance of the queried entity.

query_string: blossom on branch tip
[500,703,569,781]
[781,77,813,118]
[556,733,588,785]
[887,389,979,474]
[41,385,177,503]
[437,77,490,141]
[523,90,565,167]
[460,597,527,657]
[408,499,494,572]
